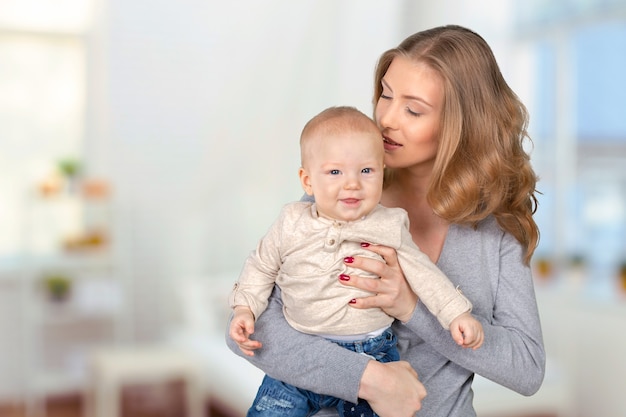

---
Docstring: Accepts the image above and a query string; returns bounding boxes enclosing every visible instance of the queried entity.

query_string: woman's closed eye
[406,106,422,117]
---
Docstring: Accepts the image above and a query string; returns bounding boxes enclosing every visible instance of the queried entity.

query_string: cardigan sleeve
[402,228,545,396]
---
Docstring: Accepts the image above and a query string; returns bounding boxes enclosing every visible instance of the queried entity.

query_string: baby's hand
[450,312,484,350]
[229,306,262,356]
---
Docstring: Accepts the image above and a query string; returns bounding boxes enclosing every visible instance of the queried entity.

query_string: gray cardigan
[225,215,545,417]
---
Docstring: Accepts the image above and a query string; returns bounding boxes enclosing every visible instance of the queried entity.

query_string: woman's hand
[359,360,426,417]
[341,243,418,322]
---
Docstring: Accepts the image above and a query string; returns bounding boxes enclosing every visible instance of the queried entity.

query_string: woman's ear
[298,167,314,196]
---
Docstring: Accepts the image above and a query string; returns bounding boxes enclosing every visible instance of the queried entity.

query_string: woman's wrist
[358,360,382,401]
[358,358,426,415]
[396,293,419,323]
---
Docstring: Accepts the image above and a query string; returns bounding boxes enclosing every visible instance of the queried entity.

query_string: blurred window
[575,24,626,142]
[516,0,626,294]
[0,0,92,257]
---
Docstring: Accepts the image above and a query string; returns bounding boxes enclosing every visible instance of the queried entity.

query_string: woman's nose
[377,103,397,129]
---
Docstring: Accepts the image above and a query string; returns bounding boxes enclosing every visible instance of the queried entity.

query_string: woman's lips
[383,136,401,150]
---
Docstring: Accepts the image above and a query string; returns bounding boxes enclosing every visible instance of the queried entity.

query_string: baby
[229,106,483,417]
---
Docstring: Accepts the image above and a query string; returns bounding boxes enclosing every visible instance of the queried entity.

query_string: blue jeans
[246,328,399,417]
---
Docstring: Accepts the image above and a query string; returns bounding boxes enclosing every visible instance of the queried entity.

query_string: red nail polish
[349,299,357,304]
[339,274,350,281]
[344,257,354,263]
[361,242,370,247]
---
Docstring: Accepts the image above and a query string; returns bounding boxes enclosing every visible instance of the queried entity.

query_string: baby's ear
[298,167,314,195]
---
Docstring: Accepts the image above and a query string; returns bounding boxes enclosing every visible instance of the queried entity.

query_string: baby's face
[300,130,384,222]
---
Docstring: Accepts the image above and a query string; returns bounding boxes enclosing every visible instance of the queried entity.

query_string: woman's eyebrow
[381,78,433,108]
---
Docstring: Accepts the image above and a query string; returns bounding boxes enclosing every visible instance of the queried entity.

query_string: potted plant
[57,158,81,178]
[42,274,72,302]
[533,256,554,282]
[57,158,82,193]
[618,261,626,294]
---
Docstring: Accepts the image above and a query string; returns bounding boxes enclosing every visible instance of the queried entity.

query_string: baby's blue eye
[362,168,372,174]
[330,169,340,175]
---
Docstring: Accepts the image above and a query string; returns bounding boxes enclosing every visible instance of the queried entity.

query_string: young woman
[227,25,545,417]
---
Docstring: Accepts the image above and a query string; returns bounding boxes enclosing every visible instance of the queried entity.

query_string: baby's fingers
[230,328,247,344]
[230,321,254,342]
[237,339,263,356]
[457,327,484,350]
[450,327,466,347]
[230,325,262,356]
[468,329,485,350]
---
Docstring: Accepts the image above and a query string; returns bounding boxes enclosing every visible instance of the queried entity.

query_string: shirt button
[328,239,335,245]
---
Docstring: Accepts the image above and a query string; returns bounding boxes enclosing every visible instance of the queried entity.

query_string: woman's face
[375,56,444,172]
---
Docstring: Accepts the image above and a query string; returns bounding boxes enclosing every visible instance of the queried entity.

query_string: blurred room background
[1,0,625,416]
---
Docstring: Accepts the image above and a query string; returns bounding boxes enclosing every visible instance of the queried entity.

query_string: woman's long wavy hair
[374,25,539,264]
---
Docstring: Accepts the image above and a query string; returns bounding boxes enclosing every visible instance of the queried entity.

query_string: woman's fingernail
[349,299,357,304]
[360,242,370,247]
[344,257,354,263]
[339,274,350,281]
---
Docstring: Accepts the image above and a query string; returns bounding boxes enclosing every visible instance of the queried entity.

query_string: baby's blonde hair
[300,106,381,167]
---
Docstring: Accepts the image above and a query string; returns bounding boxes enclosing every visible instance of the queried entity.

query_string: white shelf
[34,303,121,326]
[1,253,112,277]
[27,252,113,271]
[14,185,128,405]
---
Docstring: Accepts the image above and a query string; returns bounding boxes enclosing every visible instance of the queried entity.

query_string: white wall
[85,0,526,349]
[88,0,407,340]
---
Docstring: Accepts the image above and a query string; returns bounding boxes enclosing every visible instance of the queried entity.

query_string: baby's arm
[228,205,291,344]
[226,286,372,403]
[449,312,484,350]
[228,306,259,357]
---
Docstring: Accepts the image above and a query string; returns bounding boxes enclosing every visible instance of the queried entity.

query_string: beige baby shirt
[229,201,471,336]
